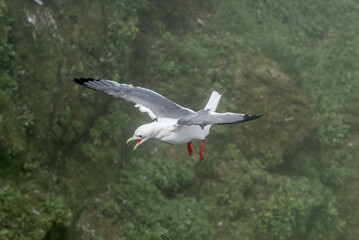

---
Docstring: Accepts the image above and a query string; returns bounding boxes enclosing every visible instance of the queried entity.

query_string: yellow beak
[127,137,142,151]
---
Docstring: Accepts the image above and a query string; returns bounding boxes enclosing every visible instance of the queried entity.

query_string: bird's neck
[142,120,175,140]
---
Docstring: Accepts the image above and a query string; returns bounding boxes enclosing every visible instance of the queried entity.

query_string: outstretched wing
[177,109,262,128]
[73,78,194,120]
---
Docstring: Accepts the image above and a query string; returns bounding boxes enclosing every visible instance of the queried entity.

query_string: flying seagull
[73,78,262,160]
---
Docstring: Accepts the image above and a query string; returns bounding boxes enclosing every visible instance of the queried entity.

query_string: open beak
[127,137,142,151]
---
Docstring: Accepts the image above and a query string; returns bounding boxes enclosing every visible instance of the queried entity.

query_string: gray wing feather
[178,110,262,128]
[73,78,194,119]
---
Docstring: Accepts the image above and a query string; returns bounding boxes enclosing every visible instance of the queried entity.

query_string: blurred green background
[0,0,358,239]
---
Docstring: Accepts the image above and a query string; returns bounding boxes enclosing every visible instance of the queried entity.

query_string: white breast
[155,119,211,144]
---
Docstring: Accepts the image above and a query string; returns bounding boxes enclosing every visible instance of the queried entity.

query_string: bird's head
[126,124,154,150]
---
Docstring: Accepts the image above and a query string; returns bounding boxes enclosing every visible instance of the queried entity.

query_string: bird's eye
[138,135,143,138]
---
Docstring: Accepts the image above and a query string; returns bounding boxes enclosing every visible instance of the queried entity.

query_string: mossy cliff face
[1,0,358,239]
[1,0,144,238]
[234,56,316,166]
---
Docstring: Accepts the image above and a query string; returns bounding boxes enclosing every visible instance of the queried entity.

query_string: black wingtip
[73,77,99,85]
[160,235,170,240]
[244,114,264,121]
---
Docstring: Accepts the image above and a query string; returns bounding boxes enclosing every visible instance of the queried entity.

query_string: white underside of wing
[204,91,222,111]
[135,104,157,120]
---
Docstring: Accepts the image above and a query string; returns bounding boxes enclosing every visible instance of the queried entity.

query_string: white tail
[204,91,222,111]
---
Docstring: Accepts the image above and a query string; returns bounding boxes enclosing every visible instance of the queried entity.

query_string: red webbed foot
[199,139,205,160]
[187,141,193,156]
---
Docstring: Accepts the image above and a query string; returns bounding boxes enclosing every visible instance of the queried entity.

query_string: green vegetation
[1,0,358,239]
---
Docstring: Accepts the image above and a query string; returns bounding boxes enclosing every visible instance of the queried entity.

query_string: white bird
[73,78,262,160]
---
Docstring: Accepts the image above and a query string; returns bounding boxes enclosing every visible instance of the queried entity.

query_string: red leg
[187,141,193,156]
[199,139,205,160]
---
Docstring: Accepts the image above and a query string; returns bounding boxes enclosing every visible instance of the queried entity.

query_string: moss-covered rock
[0,183,72,240]
[233,56,316,167]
